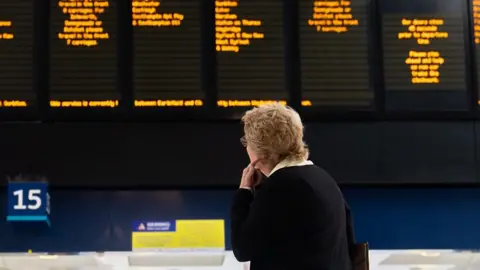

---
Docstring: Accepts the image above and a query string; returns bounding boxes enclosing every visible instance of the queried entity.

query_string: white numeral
[13,189,42,210]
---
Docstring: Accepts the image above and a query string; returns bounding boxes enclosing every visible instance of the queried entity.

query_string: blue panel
[342,187,480,249]
[0,188,479,251]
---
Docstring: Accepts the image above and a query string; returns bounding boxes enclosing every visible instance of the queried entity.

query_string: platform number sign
[7,182,50,224]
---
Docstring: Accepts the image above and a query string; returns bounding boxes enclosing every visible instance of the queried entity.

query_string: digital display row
[0,0,477,115]
[133,0,203,108]
[380,0,468,111]
[216,0,286,108]
[50,0,118,108]
[0,1,34,108]
[299,0,372,107]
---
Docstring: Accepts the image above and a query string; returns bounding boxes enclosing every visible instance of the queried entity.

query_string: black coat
[230,165,353,270]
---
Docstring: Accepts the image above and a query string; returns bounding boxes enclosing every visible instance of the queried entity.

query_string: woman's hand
[240,161,262,189]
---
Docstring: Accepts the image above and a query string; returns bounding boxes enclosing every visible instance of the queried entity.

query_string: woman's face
[246,145,272,176]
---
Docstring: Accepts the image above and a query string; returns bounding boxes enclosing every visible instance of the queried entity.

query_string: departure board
[216,0,286,109]
[380,0,468,111]
[299,0,373,108]
[0,1,34,109]
[473,0,480,106]
[133,0,203,108]
[50,0,118,109]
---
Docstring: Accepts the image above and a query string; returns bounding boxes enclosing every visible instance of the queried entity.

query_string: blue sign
[132,221,176,232]
[7,182,50,225]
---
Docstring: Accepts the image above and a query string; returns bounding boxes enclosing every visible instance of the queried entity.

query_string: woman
[230,103,352,270]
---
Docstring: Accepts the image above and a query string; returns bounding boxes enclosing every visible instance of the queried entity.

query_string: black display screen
[299,0,373,108]
[215,0,286,109]
[0,1,34,109]
[133,0,203,109]
[49,0,119,109]
[380,0,469,111]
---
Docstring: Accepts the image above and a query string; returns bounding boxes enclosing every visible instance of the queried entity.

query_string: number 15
[13,189,42,210]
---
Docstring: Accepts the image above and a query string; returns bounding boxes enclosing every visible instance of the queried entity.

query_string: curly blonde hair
[241,103,308,166]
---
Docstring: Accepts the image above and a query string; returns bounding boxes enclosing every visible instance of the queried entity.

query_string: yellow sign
[132,219,225,251]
